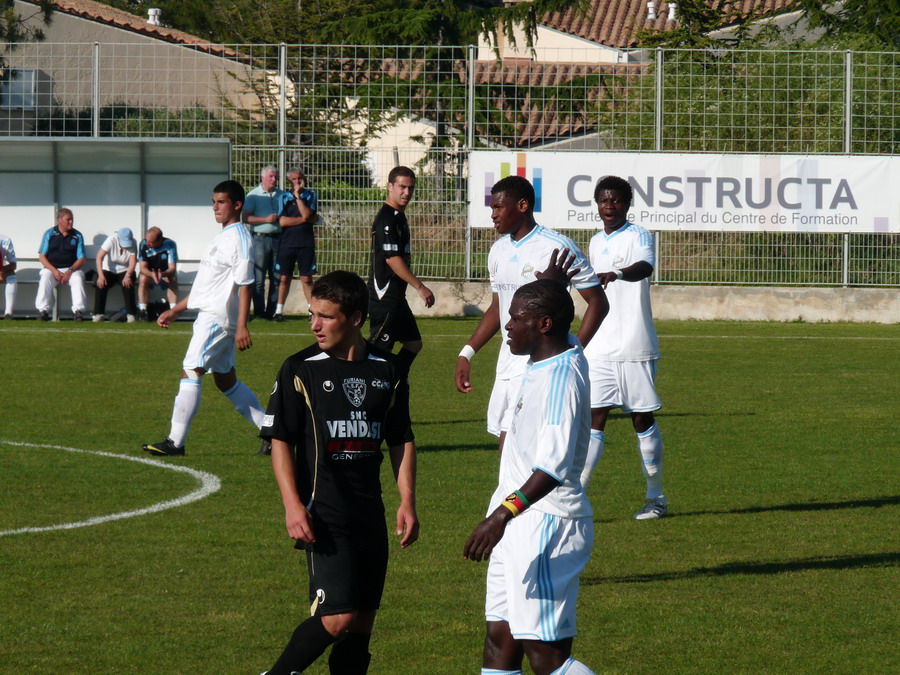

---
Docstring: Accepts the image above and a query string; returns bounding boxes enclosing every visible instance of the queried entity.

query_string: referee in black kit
[367,166,435,377]
[260,270,419,675]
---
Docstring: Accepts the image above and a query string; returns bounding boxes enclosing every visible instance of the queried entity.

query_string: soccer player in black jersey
[367,166,435,376]
[260,270,419,675]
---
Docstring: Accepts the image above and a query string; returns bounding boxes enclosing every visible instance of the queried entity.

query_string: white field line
[0,440,221,537]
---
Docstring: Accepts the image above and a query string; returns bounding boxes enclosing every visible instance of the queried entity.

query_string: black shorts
[298,513,388,616]
[368,299,421,346]
[275,245,317,278]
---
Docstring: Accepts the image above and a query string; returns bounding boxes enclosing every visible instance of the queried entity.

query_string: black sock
[328,632,372,675]
[395,347,418,380]
[269,616,338,674]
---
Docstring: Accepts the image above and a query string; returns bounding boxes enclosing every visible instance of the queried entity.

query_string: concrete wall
[285,282,899,324]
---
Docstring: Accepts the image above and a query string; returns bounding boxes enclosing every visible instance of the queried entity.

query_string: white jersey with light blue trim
[0,234,16,265]
[489,337,592,519]
[585,221,660,362]
[488,224,599,380]
[187,222,255,330]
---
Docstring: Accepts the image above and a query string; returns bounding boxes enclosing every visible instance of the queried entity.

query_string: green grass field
[1,317,897,674]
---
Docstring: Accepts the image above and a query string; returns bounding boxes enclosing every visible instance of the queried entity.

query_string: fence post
[92,42,100,137]
[465,44,476,281]
[842,232,850,287]
[654,47,663,152]
[278,43,287,180]
[844,50,853,154]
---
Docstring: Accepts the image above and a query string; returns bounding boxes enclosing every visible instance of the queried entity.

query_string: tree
[788,0,900,50]
[1,0,53,48]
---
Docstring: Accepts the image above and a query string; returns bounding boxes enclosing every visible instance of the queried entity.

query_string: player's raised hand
[536,247,580,285]
[396,503,420,548]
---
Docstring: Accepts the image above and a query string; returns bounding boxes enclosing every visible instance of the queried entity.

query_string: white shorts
[485,510,593,641]
[487,375,522,437]
[589,359,662,413]
[182,312,236,374]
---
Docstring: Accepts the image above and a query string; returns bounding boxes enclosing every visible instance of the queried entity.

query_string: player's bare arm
[389,440,419,548]
[235,284,253,351]
[463,469,560,563]
[574,284,609,348]
[455,294,501,393]
[123,255,137,288]
[598,260,654,288]
[271,438,316,543]
[535,247,580,285]
[384,256,434,308]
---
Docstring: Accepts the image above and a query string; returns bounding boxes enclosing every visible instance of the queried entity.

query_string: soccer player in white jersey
[455,176,608,446]
[583,175,667,519]
[465,279,596,675]
[142,180,265,457]
[0,233,17,318]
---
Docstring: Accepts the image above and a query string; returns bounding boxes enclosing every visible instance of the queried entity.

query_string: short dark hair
[388,166,415,184]
[213,180,246,206]
[312,270,368,322]
[593,175,633,207]
[513,279,574,337]
[491,175,535,211]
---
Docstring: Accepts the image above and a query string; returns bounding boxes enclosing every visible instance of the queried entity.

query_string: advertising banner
[468,151,899,233]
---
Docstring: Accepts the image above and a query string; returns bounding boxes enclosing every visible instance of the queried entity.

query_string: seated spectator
[0,233,17,319]
[36,208,87,321]
[93,228,138,322]
[138,226,179,321]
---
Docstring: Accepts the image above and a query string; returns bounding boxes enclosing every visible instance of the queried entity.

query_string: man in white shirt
[584,175,667,520]
[465,279,596,675]
[454,175,608,444]
[0,233,17,319]
[142,180,265,457]
[92,228,138,322]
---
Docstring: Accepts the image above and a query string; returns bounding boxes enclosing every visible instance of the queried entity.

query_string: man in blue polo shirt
[36,208,87,321]
[242,165,286,320]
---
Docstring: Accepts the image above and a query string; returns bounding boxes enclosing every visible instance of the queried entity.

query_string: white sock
[4,275,16,313]
[550,656,596,674]
[138,303,147,310]
[637,422,664,500]
[580,429,605,489]
[276,303,284,314]
[169,378,202,447]
[223,380,265,428]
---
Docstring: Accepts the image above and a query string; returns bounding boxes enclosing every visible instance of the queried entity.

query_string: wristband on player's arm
[612,269,624,281]
[458,345,476,361]
[500,490,530,517]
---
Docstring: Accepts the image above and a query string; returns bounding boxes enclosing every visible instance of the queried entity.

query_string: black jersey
[367,203,411,305]
[261,343,413,524]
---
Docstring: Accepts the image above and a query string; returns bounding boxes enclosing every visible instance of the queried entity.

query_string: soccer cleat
[138,309,149,321]
[73,311,84,322]
[142,439,185,456]
[256,439,272,456]
[93,314,106,322]
[1,314,11,320]
[634,498,668,520]
[272,313,285,322]
[38,310,51,321]
[126,314,137,323]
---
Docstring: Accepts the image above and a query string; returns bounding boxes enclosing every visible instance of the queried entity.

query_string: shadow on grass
[584,552,899,585]
[674,495,900,517]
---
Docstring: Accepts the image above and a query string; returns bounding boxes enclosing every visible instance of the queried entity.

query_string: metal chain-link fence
[2,42,897,285]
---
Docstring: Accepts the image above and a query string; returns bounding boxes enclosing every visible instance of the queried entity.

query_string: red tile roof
[24,0,240,57]
[542,0,796,49]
